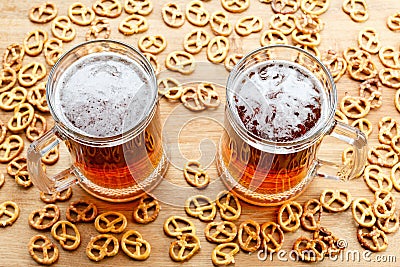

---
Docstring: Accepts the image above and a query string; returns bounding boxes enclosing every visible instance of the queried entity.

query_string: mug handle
[316,120,368,181]
[27,127,79,194]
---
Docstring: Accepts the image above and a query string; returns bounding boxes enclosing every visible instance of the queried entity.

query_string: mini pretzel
[312,227,344,256]
[270,14,296,35]
[41,145,59,165]
[339,95,370,119]
[320,189,352,212]
[358,28,381,54]
[377,213,399,234]
[277,201,302,232]
[260,30,289,46]
[180,86,205,111]
[291,29,320,46]
[204,221,237,243]
[207,36,229,64]
[26,114,47,142]
[0,67,17,93]
[300,0,330,15]
[0,201,20,227]
[143,53,160,73]
[165,51,195,74]
[378,117,400,145]
[2,43,24,72]
[121,230,151,260]
[300,198,322,231]
[7,103,35,132]
[169,233,200,262]
[342,0,368,22]
[221,0,250,13]
[18,62,46,87]
[133,194,160,224]
[51,220,81,250]
[197,83,220,108]
[235,16,263,36]
[162,3,185,28]
[43,38,63,66]
[322,50,347,82]
[93,0,122,18]
[68,2,95,26]
[138,35,167,55]
[15,165,31,188]
[272,0,300,14]
[373,190,396,219]
[66,199,97,223]
[94,211,127,233]
[368,144,398,168]
[359,78,382,109]
[379,68,400,89]
[351,198,376,227]
[86,18,111,41]
[210,11,232,36]
[6,156,25,177]
[183,160,209,188]
[124,0,153,15]
[357,226,388,252]
[27,82,48,112]
[261,222,284,253]
[387,12,400,31]
[51,16,76,42]
[212,243,239,266]
[28,234,59,265]
[86,234,119,261]
[224,54,243,72]
[40,188,73,204]
[295,14,323,34]
[164,215,196,237]
[351,118,372,137]
[0,135,24,163]
[158,77,181,96]
[185,195,216,222]
[363,165,392,192]
[216,190,241,221]
[28,204,60,230]
[29,2,58,23]
[343,46,371,64]
[0,86,27,111]
[183,29,210,54]
[118,14,148,35]
[185,1,210,27]
[23,29,48,57]
[378,46,400,69]
[293,236,326,262]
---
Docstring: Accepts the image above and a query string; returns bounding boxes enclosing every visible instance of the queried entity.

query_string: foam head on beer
[55,52,154,138]
[231,60,327,142]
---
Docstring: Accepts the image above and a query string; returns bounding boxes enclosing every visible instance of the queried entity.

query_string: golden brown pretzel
[277,200,303,232]
[378,116,399,145]
[221,0,250,13]
[339,95,370,119]
[270,14,296,35]
[121,230,151,260]
[124,0,153,15]
[68,2,95,25]
[28,234,59,265]
[216,190,241,221]
[0,135,24,163]
[295,14,323,34]
[43,38,63,66]
[181,87,206,111]
[51,220,81,250]
[260,30,288,46]
[41,145,59,165]
[292,29,321,46]
[204,221,237,243]
[363,165,392,192]
[29,2,58,23]
[163,215,196,237]
[293,236,326,262]
[27,82,49,112]
[320,189,352,212]
[322,49,347,82]
[169,233,200,262]
[351,118,372,137]
[94,211,127,233]
[118,14,148,35]
[368,144,398,168]
[342,0,369,22]
[0,67,17,93]
[373,190,396,219]
[359,78,382,109]
[185,195,216,222]
[224,53,243,72]
[261,222,284,253]
[211,243,239,266]
[0,200,20,227]
[357,226,388,252]
[358,28,381,54]
[157,77,182,96]
[185,1,210,27]
[0,86,27,111]
[272,0,300,14]
[138,34,167,55]
[66,199,97,223]
[351,198,376,227]
[210,11,232,36]
[387,12,400,31]
[86,234,119,261]
[235,16,263,36]
[18,62,46,87]
[23,29,48,57]
[162,3,185,28]
[2,43,24,72]
[133,194,160,224]
[165,51,195,74]
[51,16,76,42]
[183,29,210,54]
[379,68,400,89]
[207,36,229,64]
[14,164,31,188]
[86,18,111,41]
[7,103,35,132]
[28,204,60,230]
[377,213,399,234]
[378,46,400,69]
[197,83,220,108]
[26,114,47,142]
[300,198,322,231]
[40,187,73,204]
[300,0,330,15]
[92,0,122,18]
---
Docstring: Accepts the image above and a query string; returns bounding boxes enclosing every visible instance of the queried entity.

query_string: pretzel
[339,95,370,119]
[169,233,200,262]
[133,194,160,224]
[378,46,400,69]
[51,220,81,250]
[333,110,348,125]
[51,16,76,42]
[212,243,239,266]
[291,29,320,46]
[350,118,372,138]
[183,29,210,54]
[351,198,376,227]
[124,0,153,15]
[216,190,241,221]
[320,189,352,212]
[0,67,17,93]
[164,215,196,237]
[143,53,160,73]
[272,0,300,14]
[277,201,302,232]
[25,114,47,142]
[373,190,396,219]
[138,35,166,55]
[210,11,232,36]
[0,135,24,163]
[0,173,4,188]
[221,0,250,13]
[29,204,60,230]
[18,62,46,87]
[295,14,323,34]
[165,51,195,74]
[68,2,95,26]
[293,236,326,262]
[204,221,237,243]
[0,201,20,227]
[342,0,368,22]
[121,230,151,260]
[40,145,59,166]
[363,165,392,192]
[261,222,284,253]
[378,117,400,145]
[391,135,400,155]
[387,12,400,31]
[312,227,344,256]
[207,36,229,64]
[197,83,220,108]
[322,50,347,82]
[300,0,330,15]
[28,234,59,265]
[358,28,381,54]
[7,156,26,177]
[379,68,400,89]
[0,86,27,111]
[94,211,127,233]
[158,77,181,96]
[27,82,49,112]
[368,144,398,168]
[23,29,48,57]
[86,18,111,41]
[180,86,205,112]
[269,14,296,35]
[377,212,399,234]
[86,234,119,261]
[300,198,322,231]
[14,164,31,187]
[185,195,216,222]
[185,1,210,27]
[92,0,122,17]
[357,226,388,252]
[235,16,263,36]
[40,188,73,204]
[224,53,243,72]
[359,78,382,109]
[161,3,185,28]
[65,200,97,223]
[43,38,63,66]
[343,46,371,64]
[2,43,24,72]
[7,103,35,132]
[118,14,148,35]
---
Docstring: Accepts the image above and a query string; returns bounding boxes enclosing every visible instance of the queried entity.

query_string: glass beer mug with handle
[27,40,168,202]
[217,45,368,206]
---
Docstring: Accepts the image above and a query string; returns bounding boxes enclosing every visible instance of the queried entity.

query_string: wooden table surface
[1,0,400,266]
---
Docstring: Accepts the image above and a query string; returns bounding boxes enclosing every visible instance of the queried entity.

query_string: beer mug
[217,45,367,206]
[28,40,168,202]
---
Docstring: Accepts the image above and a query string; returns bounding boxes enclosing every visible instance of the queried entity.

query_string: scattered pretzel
[185,195,216,222]
[165,51,195,74]
[378,116,400,145]
[357,226,388,252]
[23,29,48,57]
[292,29,321,46]
[162,3,185,28]
[133,194,160,224]
[0,67,17,93]
[185,1,210,27]
[293,236,326,262]
[224,53,243,72]
[260,30,289,46]
[216,190,241,221]
[86,18,111,41]
[143,52,160,73]
[26,114,47,142]
[51,16,76,42]
[41,145,59,165]
[351,118,372,137]
[0,86,27,111]
[373,190,396,219]
[379,68,400,89]
[92,0,122,18]
[391,162,400,191]
[339,95,370,119]
[342,0,368,22]
[300,198,322,231]
[28,234,59,265]
[207,36,229,64]
[124,0,153,15]
[0,135,24,163]
[277,201,302,232]
[270,14,296,35]
[138,34,167,55]
[28,204,60,230]
[387,12,400,31]
[15,164,31,187]
[7,103,35,132]
[2,43,24,72]
[221,0,250,13]
[261,221,284,253]
[272,0,300,14]
[211,243,239,266]
[300,0,330,15]
[118,14,148,35]
[378,46,400,69]
[27,82,49,112]
[181,86,206,111]
[295,14,323,34]
[210,11,232,36]
[368,144,399,168]
[197,82,221,108]
[86,234,119,261]
[183,29,210,54]
[358,28,381,54]
[51,220,81,250]
[68,2,95,26]
[163,215,196,237]
[40,187,73,204]
[94,211,127,233]
[204,221,237,243]
[322,50,347,82]
[320,189,352,212]
[235,16,263,36]
[157,77,182,96]
[363,165,393,192]
[377,212,399,234]
[43,38,63,66]
[18,62,47,87]
[359,78,382,109]
[121,230,151,260]
[0,201,20,227]
[312,227,344,256]
[169,233,200,262]
[29,2,58,23]
[66,199,98,223]
[351,198,376,227]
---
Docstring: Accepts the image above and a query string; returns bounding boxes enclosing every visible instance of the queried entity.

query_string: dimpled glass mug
[28,40,168,202]
[217,45,368,206]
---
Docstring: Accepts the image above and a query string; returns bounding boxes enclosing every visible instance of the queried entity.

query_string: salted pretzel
[320,189,352,212]
[138,35,166,55]
[94,211,127,233]
[293,236,326,262]
[335,108,349,124]
[51,16,76,42]
[93,0,122,17]
[165,51,195,74]
[363,165,392,192]
[313,227,344,256]
[221,0,250,13]
[40,187,72,204]
[368,144,398,168]
[322,49,347,82]
[23,29,48,57]
[185,1,210,27]
[378,117,399,145]
[133,194,160,224]
[43,38,63,66]
[359,78,382,109]
[235,16,263,36]
[358,28,381,54]
[181,86,206,111]
[204,221,237,243]
[86,18,111,41]
[351,198,376,227]
[207,36,229,64]
[18,62,47,87]
[121,230,151,260]
[163,215,196,237]
[162,3,185,28]
[2,43,24,72]
[272,0,300,14]
[185,195,216,222]
[342,0,368,22]
[339,95,370,119]
[28,82,49,112]
[68,2,95,26]
[51,220,81,250]
[0,201,20,227]
[26,114,47,142]
[29,2,58,23]
[0,120,5,144]
[28,234,59,265]
[169,233,200,262]
[183,29,210,54]
[379,68,400,89]
[14,164,31,187]
[224,53,243,72]
[291,29,320,46]
[300,0,330,15]
[158,77,181,96]
[295,14,323,34]
[7,103,35,132]
[0,135,24,163]
[379,46,400,69]
[0,67,17,93]
[387,12,400,31]
[210,11,232,36]
[119,14,148,35]
[373,190,396,219]
[212,243,239,266]
[66,199,97,223]
[391,135,400,155]
[300,198,322,231]
[0,86,27,111]
[216,190,241,221]
[124,0,152,15]
[377,213,399,234]
[357,226,388,252]
[29,204,60,230]
[86,234,119,261]
[269,14,296,35]
[261,222,284,253]
[277,201,302,232]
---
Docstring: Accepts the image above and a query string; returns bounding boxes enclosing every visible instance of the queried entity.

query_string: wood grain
[0,0,400,266]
